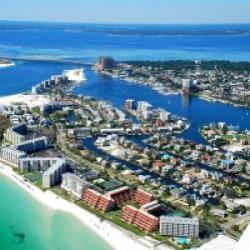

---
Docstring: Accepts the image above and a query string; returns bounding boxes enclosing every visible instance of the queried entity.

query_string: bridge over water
[2,56,92,66]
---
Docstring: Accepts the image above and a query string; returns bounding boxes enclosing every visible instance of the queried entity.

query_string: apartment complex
[82,189,115,212]
[42,158,67,188]
[160,216,199,238]
[0,136,49,167]
[61,173,90,198]
[121,205,159,233]
[82,186,161,232]
[32,74,68,94]
[4,128,26,144]
[15,137,49,154]
[133,189,155,206]
[0,147,26,167]
[124,99,136,110]
[19,157,59,172]
[106,186,132,205]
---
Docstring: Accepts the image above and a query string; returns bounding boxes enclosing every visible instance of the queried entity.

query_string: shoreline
[0,93,52,108]
[0,62,15,68]
[0,162,172,250]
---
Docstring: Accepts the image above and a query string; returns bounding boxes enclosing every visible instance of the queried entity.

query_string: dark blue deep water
[0,21,249,142]
[1,21,250,62]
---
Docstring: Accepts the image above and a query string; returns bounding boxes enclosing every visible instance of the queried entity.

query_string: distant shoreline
[0,59,15,68]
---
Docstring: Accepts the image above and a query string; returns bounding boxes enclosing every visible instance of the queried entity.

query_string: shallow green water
[0,174,112,250]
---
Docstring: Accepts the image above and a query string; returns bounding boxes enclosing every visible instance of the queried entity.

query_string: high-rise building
[96,56,117,71]
[137,101,152,111]
[61,173,90,198]
[15,137,49,154]
[158,110,171,122]
[182,79,191,94]
[4,128,26,145]
[4,124,28,145]
[42,158,67,188]
[124,99,136,110]
[160,216,199,238]
[0,147,26,167]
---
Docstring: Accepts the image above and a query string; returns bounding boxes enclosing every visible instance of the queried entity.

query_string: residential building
[121,205,159,233]
[42,158,67,188]
[4,127,26,144]
[106,186,132,205]
[61,173,90,198]
[160,216,199,238]
[82,189,115,212]
[124,99,136,110]
[137,101,152,111]
[0,147,26,167]
[19,157,54,172]
[133,189,155,206]
[16,137,49,154]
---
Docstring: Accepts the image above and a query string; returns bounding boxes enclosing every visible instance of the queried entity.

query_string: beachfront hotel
[42,158,67,188]
[82,188,116,212]
[133,189,155,206]
[121,205,160,233]
[82,186,161,233]
[61,173,90,198]
[0,147,26,167]
[106,186,132,205]
[4,127,26,144]
[160,216,199,238]
[15,136,49,154]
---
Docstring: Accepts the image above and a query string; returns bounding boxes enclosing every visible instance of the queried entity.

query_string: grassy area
[224,134,250,142]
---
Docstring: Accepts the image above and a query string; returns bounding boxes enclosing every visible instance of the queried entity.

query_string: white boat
[63,68,86,82]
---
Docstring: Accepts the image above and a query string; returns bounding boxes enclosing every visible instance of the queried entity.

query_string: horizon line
[1,19,250,26]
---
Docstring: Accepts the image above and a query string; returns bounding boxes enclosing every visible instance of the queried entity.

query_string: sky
[1,0,250,24]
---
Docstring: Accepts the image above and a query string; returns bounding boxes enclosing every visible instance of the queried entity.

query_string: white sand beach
[0,162,173,250]
[0,62,15,68]
[0,94,51,108]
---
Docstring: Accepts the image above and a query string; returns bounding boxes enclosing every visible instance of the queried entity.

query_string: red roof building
[96,195,116,212]
[153,160,166,171]
[121,205,138,224]
[83,189,100,208]
[82,189,115,212]
[106,186,132,205]
[133,189,155,206]
[121,205,159,233]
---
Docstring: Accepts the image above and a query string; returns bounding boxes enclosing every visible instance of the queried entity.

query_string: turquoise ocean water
[0,174,112,250]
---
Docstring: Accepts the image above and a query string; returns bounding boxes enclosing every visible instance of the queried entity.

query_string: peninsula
[0,59,14,68]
